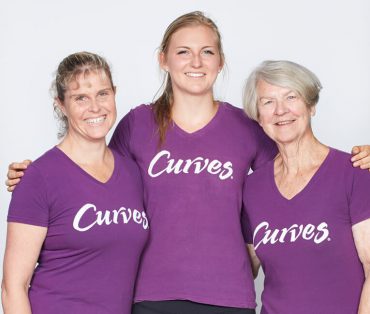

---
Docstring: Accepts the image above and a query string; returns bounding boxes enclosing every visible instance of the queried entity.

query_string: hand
[5,160,32,192]
[351,146,370,171]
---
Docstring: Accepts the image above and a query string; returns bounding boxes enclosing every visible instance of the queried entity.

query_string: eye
[263,100,273,105]
[75,95,87,102]
[177,50,189,55]
[202,49,215,55]
[287,95,297,101]
[98,91,109,97]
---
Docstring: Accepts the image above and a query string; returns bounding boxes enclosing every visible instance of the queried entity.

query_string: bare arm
[5,160,32,192]
[1,223,47,314]
[352,218,370,314]
[247,244,261,279]
[351,146,370,171]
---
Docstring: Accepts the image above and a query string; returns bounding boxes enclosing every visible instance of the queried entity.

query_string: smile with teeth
[85,115,106,125]
[275,120,295,126]
[185,72,206,77]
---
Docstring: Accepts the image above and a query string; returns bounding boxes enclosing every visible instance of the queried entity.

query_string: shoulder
[10,148,59,201]
[326,147,357,177]
[26,147,62,177]
[330,147,370,179]
[221,102,252,122]
[221,102,262,131]
[128,103,154,120]
[116,103,155,128]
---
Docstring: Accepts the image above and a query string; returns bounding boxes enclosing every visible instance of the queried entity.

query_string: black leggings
[132,300,256,314]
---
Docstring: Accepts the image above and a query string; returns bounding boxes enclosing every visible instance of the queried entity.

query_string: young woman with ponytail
[5,11,370,314]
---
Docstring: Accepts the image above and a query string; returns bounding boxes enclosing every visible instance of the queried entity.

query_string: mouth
[185,72,206,78]
[85,115,107,125]
[274,120,295,126]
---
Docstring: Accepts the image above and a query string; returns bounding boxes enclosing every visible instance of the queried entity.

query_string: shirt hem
[7,216,48,227]
[134,293,257,309]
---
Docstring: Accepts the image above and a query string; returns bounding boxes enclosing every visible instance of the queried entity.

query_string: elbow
[1,279,9,310]
[1,278,29,311]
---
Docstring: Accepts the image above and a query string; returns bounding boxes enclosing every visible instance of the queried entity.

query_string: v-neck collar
[171,102,225,138]
[53,146,118,186]
[270,147,333,202]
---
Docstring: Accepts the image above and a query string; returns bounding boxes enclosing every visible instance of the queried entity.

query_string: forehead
[257,80,295,97]
[169,25,218,47]
[66,70,111,92]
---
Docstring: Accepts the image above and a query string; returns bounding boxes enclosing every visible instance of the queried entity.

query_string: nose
[274,99,288,115]
[88,99,100,112]
[191,53,202,68]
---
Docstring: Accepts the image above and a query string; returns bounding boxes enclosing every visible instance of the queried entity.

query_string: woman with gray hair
[242,60,370,313]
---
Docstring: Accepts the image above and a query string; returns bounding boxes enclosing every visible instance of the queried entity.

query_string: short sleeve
[250,121,277,171]
[109,110,134,158]
[8,164,49,227]
[349,167,370,225]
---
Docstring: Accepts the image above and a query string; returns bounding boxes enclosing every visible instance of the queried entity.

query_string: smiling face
[57,70,117,143]
[257,80,315,145]
[160,25,223,99]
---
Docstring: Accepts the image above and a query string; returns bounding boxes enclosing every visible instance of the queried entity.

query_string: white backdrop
[1,0,369,312]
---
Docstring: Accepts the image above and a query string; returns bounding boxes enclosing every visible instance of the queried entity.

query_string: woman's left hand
[351,145,370,171]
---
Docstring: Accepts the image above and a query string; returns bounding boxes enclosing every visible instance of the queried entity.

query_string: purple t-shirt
[243,148,370,314]
[110,102,276,308]
[7,147,149,314]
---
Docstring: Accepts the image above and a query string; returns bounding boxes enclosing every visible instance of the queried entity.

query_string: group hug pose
[2,11,370,314]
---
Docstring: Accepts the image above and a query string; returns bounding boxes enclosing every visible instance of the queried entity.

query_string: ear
[310,105,316,116]
[158,52,168,72]
[55,97,67,116]
[218,58,224,73]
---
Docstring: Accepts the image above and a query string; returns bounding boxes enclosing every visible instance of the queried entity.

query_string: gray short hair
[243,60,322,121]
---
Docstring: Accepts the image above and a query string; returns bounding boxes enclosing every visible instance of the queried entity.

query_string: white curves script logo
[73,203,149,232]
[148,150,233,180]
[253,221,330,250]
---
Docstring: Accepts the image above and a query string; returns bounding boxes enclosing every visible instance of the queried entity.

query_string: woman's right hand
[5,160,32,192]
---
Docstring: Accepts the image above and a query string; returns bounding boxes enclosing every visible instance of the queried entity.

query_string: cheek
[64,106,83,121]
[167,56,187,70]
[257,108,273,125]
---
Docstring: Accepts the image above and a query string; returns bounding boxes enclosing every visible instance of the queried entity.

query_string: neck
[171,92,217,126]
[275,131,329,175]
[58,133,109,165]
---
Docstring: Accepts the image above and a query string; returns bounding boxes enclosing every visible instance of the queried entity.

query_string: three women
[3,11,370,314]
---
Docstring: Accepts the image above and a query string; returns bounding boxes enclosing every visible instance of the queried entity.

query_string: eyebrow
[259,90,296,100]
[175,45,216,49]
[69,88,112,98]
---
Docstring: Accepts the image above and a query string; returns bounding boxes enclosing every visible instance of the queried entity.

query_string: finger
[351,151,369,164]
[7,170,24,180]
[5,178,21,187]
[23,159,32,166]
[358,156,370,169]
[8,162,29,171]
[351,146,360,155]
[7,186,16,192]
[360,163,370,170]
